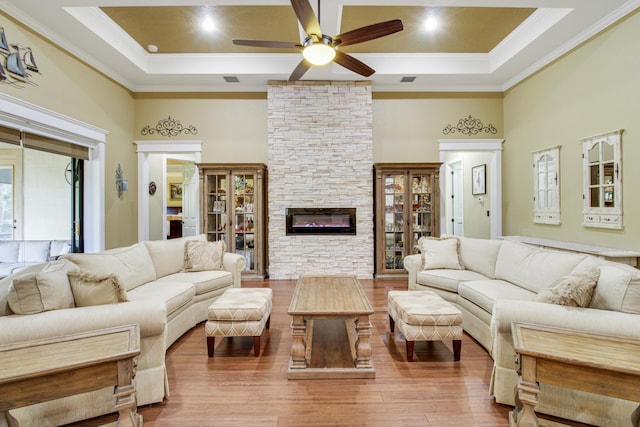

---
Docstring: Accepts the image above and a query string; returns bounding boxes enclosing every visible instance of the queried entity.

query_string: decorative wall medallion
[148,181,157,196]
[442,115,498,135]
[141,116,198,137]
[0,26,41,88]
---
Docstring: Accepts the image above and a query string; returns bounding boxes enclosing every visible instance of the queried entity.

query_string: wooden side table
[0,324,142,427]
[509,322,640,427]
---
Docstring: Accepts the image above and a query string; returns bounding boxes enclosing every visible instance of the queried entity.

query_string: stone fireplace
[267,81,374,279]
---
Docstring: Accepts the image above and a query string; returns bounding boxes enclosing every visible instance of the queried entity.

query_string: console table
[501,235,640,267]
[509,322,640,427]
[0,324,142,427]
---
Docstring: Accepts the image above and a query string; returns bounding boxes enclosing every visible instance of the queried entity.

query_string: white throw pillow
[417,237,463,270]
[183,240,225,272]
[7,262,76,314]
[68,269,128,307]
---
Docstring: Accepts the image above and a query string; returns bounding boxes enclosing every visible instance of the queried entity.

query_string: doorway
[439,139,504,240]
[134,140,202,242]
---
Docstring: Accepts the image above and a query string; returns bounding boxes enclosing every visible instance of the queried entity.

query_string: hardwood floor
[67,279,592,427]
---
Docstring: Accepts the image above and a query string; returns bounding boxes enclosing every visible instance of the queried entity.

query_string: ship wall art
[0,25,40,88]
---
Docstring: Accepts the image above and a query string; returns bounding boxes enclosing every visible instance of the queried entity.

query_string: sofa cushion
[7,261,76,314]
[127,281,195,317]
[589,265,640,314]
[417,237,463,270]
[18,241,51,263]
[536,266,599,307]
[184,240,225,272]
[457,236,502,279]
[64,242,156,291]
[417,269,489,293]
[458,279,536,314]
[494,240,586,293]
[157,270,232,296]
[68,269,129,307]
[49,240,72,260]
[144,235,206,278]
[0,241,20,263]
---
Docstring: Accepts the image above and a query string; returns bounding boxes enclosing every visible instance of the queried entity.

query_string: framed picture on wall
[472,164,486,195]
[169,183,182,201]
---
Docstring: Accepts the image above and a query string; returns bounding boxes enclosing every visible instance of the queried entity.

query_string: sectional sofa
[0,234,245,427]
[404,235,640,427]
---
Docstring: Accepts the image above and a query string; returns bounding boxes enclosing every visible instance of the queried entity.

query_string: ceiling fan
[233,0,403,81]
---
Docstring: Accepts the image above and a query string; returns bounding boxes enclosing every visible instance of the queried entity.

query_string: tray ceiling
[1,1,637,92]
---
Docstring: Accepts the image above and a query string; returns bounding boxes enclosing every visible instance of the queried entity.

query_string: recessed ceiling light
[401,76,416,83]
[424,16,438,31]
[147,44,158,53]
[224,76,239,83]
[201,15,215,32]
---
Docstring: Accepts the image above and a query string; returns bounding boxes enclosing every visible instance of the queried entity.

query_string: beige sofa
[0,234,246,427]
[404,236,640,427]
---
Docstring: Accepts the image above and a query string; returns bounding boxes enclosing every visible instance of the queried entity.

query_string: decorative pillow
[7,262,76,315]
[183,240,225,272]
[68,269,128,307]
[416,236,464,270]
[535,266,600,307]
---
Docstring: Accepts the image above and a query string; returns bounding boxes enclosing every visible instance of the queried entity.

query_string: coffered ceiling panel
[0,1,636,92]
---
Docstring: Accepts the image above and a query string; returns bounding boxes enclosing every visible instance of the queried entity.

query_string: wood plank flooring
[67,279,593,427]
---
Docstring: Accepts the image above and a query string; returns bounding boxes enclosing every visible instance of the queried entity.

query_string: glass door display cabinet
[199,163,267,279]
[374,163,441,277]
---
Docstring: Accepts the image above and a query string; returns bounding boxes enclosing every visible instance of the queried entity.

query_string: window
[533,147,560,225]
[581,129,622,229]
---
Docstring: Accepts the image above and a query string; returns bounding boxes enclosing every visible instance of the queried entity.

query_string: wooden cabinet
[374,163,441,277]
[199,163,267,279]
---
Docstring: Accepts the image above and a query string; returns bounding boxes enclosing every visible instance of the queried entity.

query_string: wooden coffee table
[287,275,375,379]
[510,322,640,427]
[0,324,142,427]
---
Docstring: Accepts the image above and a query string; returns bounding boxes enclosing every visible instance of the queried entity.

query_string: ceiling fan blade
[288,59,312,81]
[233,39,301,49]
[333,51,375,77]
[291,0,322,36]
[333,19,404,47]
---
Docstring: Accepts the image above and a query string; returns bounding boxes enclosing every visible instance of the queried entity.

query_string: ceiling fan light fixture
[302,36,335,66]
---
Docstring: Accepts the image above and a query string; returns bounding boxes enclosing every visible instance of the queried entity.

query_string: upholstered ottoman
[388,290,463,362]
[205,288,272,357]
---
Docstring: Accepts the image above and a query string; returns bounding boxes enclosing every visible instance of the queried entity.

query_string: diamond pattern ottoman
[388,290,462,362]
[206,288,272,357]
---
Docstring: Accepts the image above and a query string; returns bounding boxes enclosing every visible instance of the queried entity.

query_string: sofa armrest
[403,254,422,290]
[0,301,167,346]
[223,252,247,288]
[491,299,640,367]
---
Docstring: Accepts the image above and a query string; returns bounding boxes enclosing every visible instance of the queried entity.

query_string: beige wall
[503,9,640,250]
[372,95,503,163]
[1,12,136,249]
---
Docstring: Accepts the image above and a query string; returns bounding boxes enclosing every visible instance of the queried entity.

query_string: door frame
[439,139,504,240]
[134,140,202,242]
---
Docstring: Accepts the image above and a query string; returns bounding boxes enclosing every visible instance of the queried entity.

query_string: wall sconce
[115,163,128,198]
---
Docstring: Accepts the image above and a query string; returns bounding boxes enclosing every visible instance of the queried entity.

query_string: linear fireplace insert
[286,208,356,235]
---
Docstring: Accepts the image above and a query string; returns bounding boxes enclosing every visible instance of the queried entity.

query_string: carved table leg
[355,315,373,368]
[114,358,142,427]
[290,315,307,369]
[514,355,540,427]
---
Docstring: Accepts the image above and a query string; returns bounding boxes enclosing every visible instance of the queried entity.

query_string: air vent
[223,76,240,83]
[401,76,416,83]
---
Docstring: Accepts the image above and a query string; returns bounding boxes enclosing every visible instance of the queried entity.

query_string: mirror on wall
[581,130,622,229]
